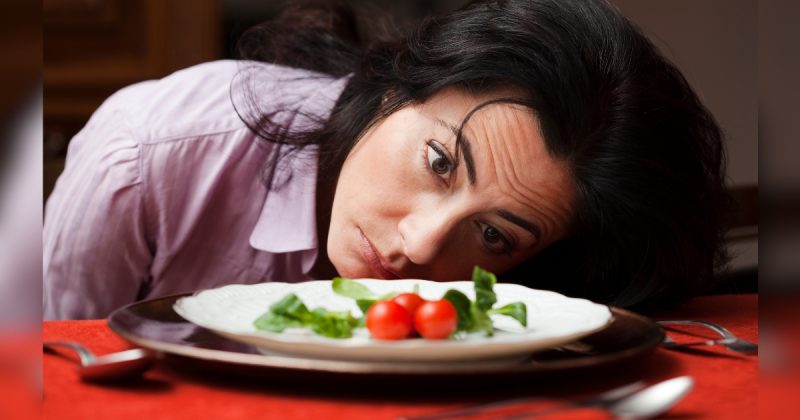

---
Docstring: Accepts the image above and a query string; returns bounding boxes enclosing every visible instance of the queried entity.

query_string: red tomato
[414,300,458,339]
[366,300,413,340]
[392,293,426,314]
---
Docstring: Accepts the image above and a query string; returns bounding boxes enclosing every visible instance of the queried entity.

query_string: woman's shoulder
[99,60,347,146]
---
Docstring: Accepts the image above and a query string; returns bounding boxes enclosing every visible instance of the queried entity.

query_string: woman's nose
[397,209,455,265]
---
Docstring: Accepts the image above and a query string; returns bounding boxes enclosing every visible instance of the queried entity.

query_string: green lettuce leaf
[443,289,473,332]
[489,302,528,327]
[332,277,375,300]
[472,266,498,311]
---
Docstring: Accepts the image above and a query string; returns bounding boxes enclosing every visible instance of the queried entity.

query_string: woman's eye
[426,141,453,177]
[480,223,513,255]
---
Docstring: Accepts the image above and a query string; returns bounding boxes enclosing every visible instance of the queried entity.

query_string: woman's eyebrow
[435,118,476,184]
[496,209,541,241]
[435,119,540,241]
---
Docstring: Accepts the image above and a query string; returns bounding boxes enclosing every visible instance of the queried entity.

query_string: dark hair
[233,0,731,307]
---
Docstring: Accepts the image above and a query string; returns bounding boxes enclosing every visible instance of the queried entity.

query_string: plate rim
[108,293,664,376]
[171,279,614,362]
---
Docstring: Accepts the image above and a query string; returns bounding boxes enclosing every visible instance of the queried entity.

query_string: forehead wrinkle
[475,106,573,241]
[497,154,573,242]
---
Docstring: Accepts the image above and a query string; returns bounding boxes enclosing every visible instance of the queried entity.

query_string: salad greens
[253,266,528,339]
[331,277,398,314]
[441,266,527,337]
[253,293,359,338]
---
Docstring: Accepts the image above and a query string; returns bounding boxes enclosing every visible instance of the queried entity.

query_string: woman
[43,0,730,319]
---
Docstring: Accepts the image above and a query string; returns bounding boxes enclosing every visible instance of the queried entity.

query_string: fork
[657,320,758,354]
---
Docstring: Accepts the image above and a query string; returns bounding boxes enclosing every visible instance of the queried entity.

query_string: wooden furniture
[44,0,221,198]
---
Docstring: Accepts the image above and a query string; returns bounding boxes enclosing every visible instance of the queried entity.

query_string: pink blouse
[44,60,349,319]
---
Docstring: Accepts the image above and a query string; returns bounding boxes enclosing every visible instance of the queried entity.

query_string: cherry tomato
[392,293,426,315]
[414,300,458,339]
[366,300,413,340]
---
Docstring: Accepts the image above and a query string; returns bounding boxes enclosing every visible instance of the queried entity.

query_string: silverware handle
[658,320,757,354]
[499,402,591,420]
[662,336,737,348]
[397,397,548,420]
[657,320,735,339]
[44,341,96,365]
[398,381,644,420]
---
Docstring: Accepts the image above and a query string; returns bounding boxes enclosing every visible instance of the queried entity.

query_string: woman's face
[326,88,575,280]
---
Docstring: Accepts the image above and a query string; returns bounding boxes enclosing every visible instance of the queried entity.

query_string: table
[43,294,757,419]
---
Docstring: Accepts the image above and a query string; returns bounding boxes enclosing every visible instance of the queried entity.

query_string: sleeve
[43,95,154,320]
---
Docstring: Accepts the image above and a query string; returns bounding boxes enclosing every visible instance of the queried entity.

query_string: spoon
[44,341,155,382]
[502,376,694,419]
[400,381,647,420]
[606,376,693,419]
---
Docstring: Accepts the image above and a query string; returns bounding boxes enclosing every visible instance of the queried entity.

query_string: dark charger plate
[108,293,665,388]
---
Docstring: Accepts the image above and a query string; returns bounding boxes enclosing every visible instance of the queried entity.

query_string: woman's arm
[43,96,153,320]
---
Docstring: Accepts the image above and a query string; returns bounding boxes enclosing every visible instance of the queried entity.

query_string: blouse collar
[247,71,349,275]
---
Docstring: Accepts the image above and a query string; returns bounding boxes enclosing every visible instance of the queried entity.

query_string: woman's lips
[358,228,401,280]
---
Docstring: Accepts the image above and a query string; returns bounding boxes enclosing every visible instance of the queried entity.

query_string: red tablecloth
[43,294,758,420]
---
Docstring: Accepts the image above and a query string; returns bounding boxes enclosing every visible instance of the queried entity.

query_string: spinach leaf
[309,308,360,338]
[253,293,311,332]
[254,292,360,338]
[332,277,375,300]
[469,302,495,336]
[332,277,399,315]
[439,267,497,336]
[443,289,473,332]
[489,302,528,327]
[253,311,295,332]
[472,266,498,311]
[440,266,529,337]
[355,298,377,315]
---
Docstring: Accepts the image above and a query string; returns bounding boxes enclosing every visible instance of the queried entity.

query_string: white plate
[173,280,613,363]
